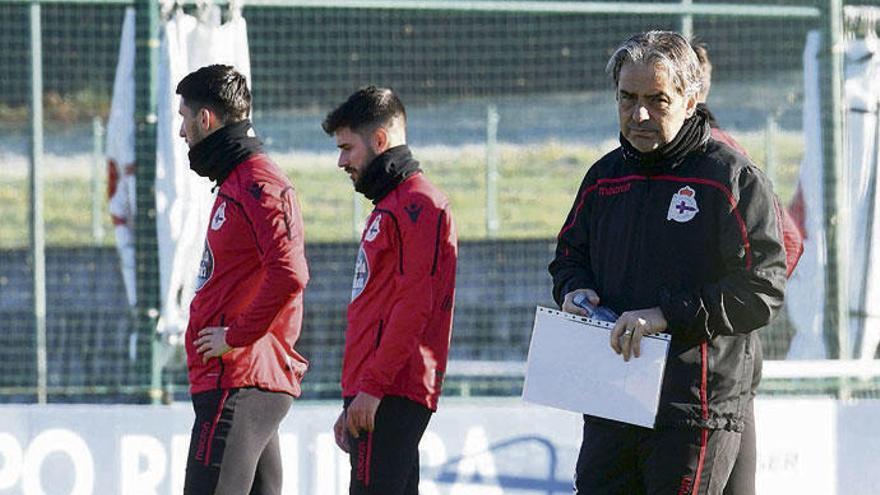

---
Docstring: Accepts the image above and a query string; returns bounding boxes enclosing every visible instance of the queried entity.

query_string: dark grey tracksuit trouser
[184,387,292,495]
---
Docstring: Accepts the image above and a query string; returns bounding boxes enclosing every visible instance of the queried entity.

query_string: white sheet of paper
[522,306,671,428]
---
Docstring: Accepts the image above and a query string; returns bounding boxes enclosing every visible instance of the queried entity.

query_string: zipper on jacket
[216,314,226,390]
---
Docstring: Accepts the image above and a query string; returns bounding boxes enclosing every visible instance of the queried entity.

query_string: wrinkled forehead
[617,60,681,95]
[647,56,687,95]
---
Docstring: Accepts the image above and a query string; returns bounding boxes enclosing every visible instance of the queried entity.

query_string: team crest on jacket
[211,202,227,231]
[667,186,699,223]
[351,244,370,301]
[364,214,382,242]
[194,239,214,291]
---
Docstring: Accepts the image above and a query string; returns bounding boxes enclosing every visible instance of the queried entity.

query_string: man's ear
[684,93,698,118]
[198,107,223,131]
[198,107,214,131]
[371,126,389,154]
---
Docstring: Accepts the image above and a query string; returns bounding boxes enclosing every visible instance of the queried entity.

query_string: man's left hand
[345,391,381,438]
[610,307,668,361]
[195,326,232,364]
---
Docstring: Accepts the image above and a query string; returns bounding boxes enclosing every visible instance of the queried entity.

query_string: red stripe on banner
[788,185,807,239]
[107,159,119,198]
[203,389,229,466]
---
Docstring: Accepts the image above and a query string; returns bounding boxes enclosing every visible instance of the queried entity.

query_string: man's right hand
[562,288,600,316]
[333,410,349,453]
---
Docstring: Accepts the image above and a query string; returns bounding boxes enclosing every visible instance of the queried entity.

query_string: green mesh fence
[1,0,877,402]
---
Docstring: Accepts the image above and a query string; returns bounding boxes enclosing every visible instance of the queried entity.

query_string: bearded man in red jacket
[323,86,458,495]
[177,64,309,495]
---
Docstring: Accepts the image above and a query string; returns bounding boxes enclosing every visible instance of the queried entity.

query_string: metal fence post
[820,0,849,361]
[680,0,693,40]
[134,0,162,403]
[486,104,499,238]
[764,113,777,186]
[92,117,105,243]
[29,1,47,405]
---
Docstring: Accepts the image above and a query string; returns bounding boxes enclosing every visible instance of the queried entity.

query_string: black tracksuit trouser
[344,395,433,495]
[575,416,741,495]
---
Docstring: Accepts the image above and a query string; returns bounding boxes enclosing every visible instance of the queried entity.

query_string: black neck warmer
[620,106,711,171]
[355,145,422,203]
[697,102,721,129]
[188,119,263,185]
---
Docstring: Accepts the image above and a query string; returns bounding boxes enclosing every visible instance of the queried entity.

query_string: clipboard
[522,306,671,428]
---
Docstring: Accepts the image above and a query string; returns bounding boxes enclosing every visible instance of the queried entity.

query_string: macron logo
[404,203,423,223]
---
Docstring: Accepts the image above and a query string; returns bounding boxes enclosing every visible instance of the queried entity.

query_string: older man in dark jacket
[550,31,786,494]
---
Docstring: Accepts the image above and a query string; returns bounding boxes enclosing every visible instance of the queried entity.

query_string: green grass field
[0,132,804,248]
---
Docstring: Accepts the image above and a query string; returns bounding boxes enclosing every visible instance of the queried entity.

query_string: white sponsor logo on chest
[667,186,699,223]
[364,213,382,242]
[211,201,227,231]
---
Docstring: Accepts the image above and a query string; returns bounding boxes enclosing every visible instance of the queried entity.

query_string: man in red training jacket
[323,86,458,495]
[178,64,309,495]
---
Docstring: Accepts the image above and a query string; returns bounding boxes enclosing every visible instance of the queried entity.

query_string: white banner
[154,4,253,336]
[105,7,137,307]
[0,398,877,494]
[788,31,880,360]
[105,4,254,333]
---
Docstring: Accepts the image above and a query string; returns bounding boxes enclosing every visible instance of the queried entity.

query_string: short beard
[353,147,379,192]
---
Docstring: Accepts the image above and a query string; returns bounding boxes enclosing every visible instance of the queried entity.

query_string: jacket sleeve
[549,173,598,306]
[779,201,804,278]
[658,166,786,338]
[358,199,449,398]
[225,184,309,347]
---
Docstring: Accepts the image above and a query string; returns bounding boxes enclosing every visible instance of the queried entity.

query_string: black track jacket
[549,137,786,431]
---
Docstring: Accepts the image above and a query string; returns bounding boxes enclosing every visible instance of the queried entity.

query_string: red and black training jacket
[549,139,786,431]
[342,172,458,411]
[186,154,310,397]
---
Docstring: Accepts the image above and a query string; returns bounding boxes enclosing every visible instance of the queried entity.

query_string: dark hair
[692,42,712,101]
[176,64,251,123]
[321,86,407,136]
[606,31,702,98]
